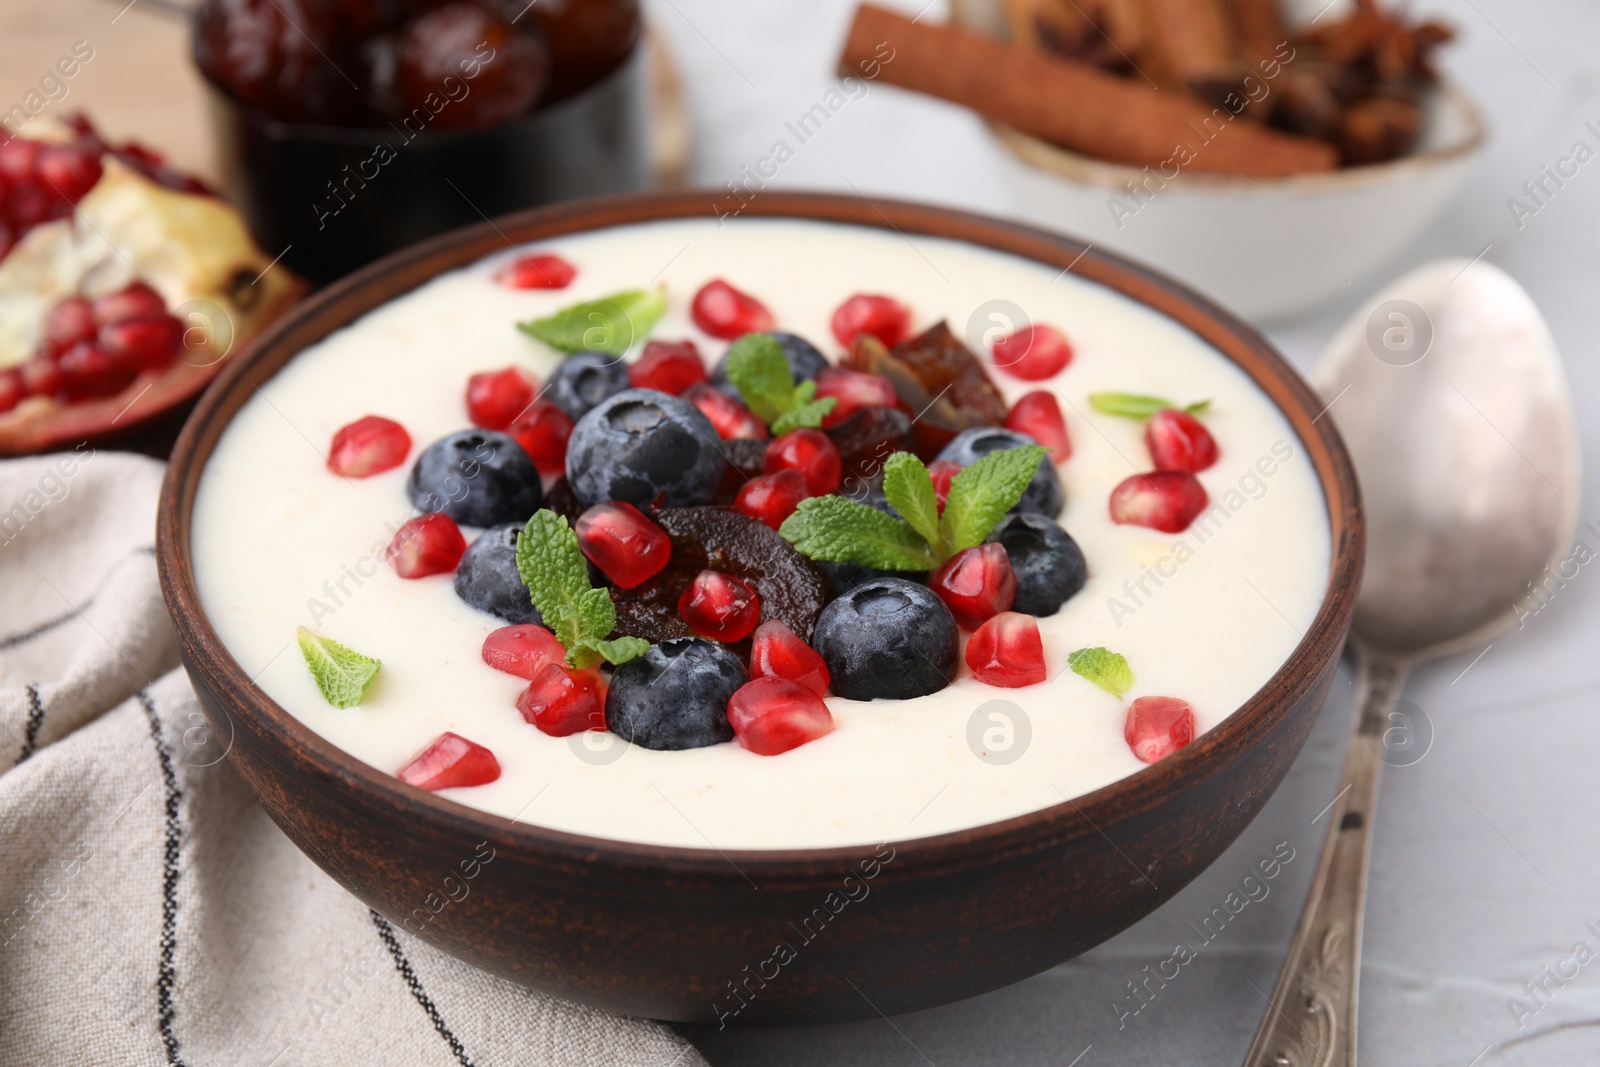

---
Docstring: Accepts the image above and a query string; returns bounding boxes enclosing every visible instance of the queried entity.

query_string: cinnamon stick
[1222,0,1289,61]
[1139,0,1237,89]
[839,4,1336,176]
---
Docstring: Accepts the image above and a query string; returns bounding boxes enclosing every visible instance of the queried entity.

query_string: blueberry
[936,427,1064,519]
[987,512,1087,616]
[711,331,828,400]
[812,578,958,700]
[606,637,745,750]
[454,523,542,624]
[814,559,925,600]
[408,429,541,527]
[566,388,726,508]
[545,350,629,421]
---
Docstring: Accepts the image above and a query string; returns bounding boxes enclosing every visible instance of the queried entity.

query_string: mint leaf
[575,587,618,649]
[515,510,648,666]
[514,510,592,649]
[780,495,936,570]
[297,627,380,708]
[881,452,943,558]
[1068,647,1134,699]
[1089,392,1209,420]
[724,333,838,432]
[723,333,792,423]
[940,444,1047,553]
[583,636,650,667]
[518,288,665,355]
[772,395,836,435]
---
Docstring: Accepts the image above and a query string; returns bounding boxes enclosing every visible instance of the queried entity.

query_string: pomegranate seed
[683,382,767,440]
[508,399,573,477]
[1005,390,1071,462]
[494,253,576,289]
[990,324,1072,381]
[56,343,135,399]
[1125,696,1196,763]
[466,366,537,430]
[482,624,566,680]
[965,612,1047,687]
[691,279,774,339]
[764,428,841,496]
[928,460,960,513]
[678,569,761,642]
[733,469,809,530]
[98,314,183,370]
[575,501,672,588]
[727,677,834,756]
[91,283,167,325]
[830,293,911,348]
[814,366,898,428]
[397,732,501,790]
[749,619,830,696]
[328,415,412,477]
[629,339,706,395]
[36,145,102,203]
[42,297,96,355]
[1146,409,1218,473]
[516,663,608,737]
[386,513,467,578]
[1109,471,1208,533]
[930,543,1016,630]
[0,369,23,415]
[19,356,63,399]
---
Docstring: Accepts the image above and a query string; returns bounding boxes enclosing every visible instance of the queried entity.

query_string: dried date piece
[609,507,830,653]
[843,321,1008,460]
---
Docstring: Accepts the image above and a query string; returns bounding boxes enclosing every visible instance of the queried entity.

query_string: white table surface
[647,1,1600,1064]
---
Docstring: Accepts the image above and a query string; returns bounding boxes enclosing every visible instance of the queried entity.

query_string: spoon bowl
[1316,259,1581,657]
[1244,258,1580,1067]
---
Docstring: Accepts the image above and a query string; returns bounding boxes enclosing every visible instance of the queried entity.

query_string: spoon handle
[1241,645,1410,1067]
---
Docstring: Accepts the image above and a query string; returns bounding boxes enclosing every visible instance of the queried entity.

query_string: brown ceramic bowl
[156,191,1362,1025]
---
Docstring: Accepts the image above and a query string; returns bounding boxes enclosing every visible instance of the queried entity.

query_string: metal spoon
[1243,259,1581,1066]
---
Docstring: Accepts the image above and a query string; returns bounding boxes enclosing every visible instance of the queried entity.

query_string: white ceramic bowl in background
[951,1,1486,324]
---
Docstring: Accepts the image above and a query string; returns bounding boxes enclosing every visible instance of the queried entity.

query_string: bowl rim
[157,190,1363,878]
[988,81,1486,195]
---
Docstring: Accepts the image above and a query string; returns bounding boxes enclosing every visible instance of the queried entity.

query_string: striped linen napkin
[0,451,702,1067]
